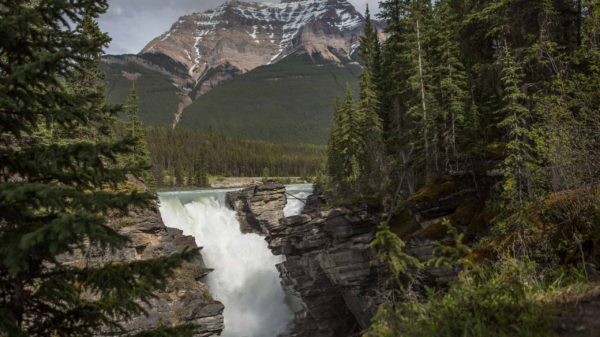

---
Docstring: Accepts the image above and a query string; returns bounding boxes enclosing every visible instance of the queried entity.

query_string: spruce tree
[0,2,195,336]
[494,43,539,248]
[123,83,153,186]
[357,7,386,196]
[327,99,344,188]
[338,86,363,187]
[326,87,364,195]
[432,0,470,170]
[359,5,381,76]
[378,0,435,191]
[497,43,536,212]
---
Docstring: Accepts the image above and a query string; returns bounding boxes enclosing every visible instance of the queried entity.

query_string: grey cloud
[99,0,380,55]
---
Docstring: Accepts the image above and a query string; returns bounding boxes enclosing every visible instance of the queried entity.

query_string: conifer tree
[123,82,154,187]
[497,43,536,213]
[358,68,384,179]
[432,0,470,170]
[378,0,435,191]
[338,86,363,187]
[357,7,386,195]
[494,43,539,248]
[326,86,364,195]
[0,2,195,336]
[327,99,345,188]
[359,5,381,78]
[378,0,406,159]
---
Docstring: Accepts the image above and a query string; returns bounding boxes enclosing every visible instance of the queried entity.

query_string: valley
[3,1,599,337]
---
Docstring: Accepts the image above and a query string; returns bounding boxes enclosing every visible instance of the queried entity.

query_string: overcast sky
[98,0,380,55]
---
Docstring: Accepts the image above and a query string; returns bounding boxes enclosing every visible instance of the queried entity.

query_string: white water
[283,184,312,217]
[158,184,313,337]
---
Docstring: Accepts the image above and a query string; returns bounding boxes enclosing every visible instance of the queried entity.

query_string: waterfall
[158,185,312,337]
[283,184,312,217]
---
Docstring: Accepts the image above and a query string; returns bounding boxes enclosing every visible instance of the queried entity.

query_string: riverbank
[157,177,310,191]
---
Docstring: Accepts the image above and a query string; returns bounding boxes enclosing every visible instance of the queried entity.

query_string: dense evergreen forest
[145,127,326,187]
[326,0,600,336]
[0,1,197,336]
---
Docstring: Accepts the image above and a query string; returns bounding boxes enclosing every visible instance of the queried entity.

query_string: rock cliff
[60,203,224,336]
[227,183,381,336]
[225,181,477,336]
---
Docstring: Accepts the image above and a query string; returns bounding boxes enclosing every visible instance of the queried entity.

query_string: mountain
[102,0,374,144]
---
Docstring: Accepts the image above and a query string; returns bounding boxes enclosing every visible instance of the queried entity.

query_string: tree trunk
[416,19,429,174]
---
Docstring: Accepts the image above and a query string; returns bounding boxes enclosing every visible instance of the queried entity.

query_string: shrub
[366,260,556,337]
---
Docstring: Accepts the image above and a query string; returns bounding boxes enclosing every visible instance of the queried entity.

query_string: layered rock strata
[227,183,381,336]
[60,204,224,336]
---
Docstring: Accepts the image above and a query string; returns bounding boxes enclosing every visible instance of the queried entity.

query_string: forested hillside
[178,52,361,144]
[102,56,181,127]
[146,127,326,187]
[324,1,600,336]
[101,51,360,144]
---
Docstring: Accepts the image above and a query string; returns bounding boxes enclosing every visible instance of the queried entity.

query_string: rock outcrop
[555,286,600,337]
[225,180,482,336]
[225,182,287,234]
[60,204,224,336]
[227,183,381,336]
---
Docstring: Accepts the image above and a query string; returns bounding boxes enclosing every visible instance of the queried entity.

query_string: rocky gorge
[227,183,383,336]
[66,179,599,337]
[224,182,468,336]
[224,178,600,337]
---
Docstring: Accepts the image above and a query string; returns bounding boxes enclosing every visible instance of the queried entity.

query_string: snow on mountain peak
[140,0,365,95]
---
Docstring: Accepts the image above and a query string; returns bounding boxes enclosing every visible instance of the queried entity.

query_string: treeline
[327,1,599,336]
[145,127,326,187]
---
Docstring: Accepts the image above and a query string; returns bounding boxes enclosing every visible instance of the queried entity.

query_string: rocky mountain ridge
[103,0,374,131]
[141,0,364,84]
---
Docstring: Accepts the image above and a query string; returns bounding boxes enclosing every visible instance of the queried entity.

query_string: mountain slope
[179,51,361,144]
[102,0,374,143]
[141,0,364,86]
[102,56,182,126]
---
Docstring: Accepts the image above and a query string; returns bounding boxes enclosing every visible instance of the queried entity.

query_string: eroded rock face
[60,204,224,337]
[226,184,381,336]
[225,182,287,234]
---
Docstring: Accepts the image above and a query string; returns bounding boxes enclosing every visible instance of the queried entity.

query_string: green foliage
[179,51,361,144]
[146,127,326,187]
[102,57,181,127]
[261,167,271,183]
[431,219,473,269]
[120,83,154,186]
[362,0,600,335]
[366,260,556,337]
[370,224,422,290]
[0,2,194,336]
[497,43,537,212]
[326,12,387,202]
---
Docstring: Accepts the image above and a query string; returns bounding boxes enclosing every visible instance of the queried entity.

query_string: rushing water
[158,184,313,337]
